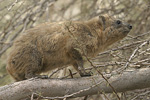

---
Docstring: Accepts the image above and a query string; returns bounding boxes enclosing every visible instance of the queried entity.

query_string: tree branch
[0,68,150,100]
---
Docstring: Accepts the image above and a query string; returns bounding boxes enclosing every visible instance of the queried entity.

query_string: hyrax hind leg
[15,45,48,80]
[24,48,48,80]
[25,65,48,80]
[69,48,91,77]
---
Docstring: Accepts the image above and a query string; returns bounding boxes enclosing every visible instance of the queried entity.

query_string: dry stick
[49,66,66,78]
[68,69,74,78]
[61,66,109,79]
[123,47,139,69]
[61,72,77,79]
[31,93,34,100]
[83,95,88,100]
[134,58,150,65]
[120,40,150,72]
[139,47,150,56]
[101,92,110,100]
[83,55,120,100]
[95,40,146,57]
[63,98,67,100]
[0,0,57,53]
[0,41,11,44]
[131,91,150,100]
[65,24,120,100]
[132,47,150,59]
[127,30,150,40]
[7,0,19,11]
[122,92,127,100]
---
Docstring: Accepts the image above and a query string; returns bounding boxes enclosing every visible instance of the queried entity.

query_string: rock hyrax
[7,15,132,81]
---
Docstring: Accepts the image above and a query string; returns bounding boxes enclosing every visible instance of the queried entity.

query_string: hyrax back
[7,15,132,81]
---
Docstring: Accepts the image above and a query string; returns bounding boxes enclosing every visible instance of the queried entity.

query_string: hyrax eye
[116,20,121,25]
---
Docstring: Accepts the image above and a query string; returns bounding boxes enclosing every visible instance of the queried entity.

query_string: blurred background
[0,0,150,100]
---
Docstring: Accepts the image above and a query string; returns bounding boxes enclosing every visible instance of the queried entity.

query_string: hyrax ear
[99,15,106,25]
[99,15,106,30]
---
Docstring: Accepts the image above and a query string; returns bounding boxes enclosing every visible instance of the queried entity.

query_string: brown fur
[7,15,132,81]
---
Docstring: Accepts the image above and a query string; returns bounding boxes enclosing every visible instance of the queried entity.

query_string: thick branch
[0,68,150,100]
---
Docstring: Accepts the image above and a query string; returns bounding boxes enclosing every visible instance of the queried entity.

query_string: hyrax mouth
[123,24,132,34]
[123,30,130,34]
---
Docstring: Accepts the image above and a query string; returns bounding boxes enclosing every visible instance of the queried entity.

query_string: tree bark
[0,68,150,100]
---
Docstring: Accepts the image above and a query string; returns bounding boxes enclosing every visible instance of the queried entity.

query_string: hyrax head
[97,14,132,43]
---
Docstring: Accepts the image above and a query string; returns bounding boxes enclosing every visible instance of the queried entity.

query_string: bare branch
[0,68,150,100]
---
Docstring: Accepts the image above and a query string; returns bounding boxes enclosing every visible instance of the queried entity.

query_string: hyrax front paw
[80,72,92,77]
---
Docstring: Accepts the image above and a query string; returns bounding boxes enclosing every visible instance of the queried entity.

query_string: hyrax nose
[128,24,132,29]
